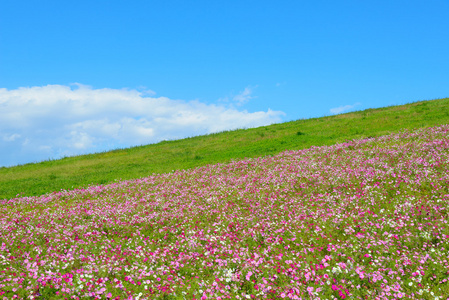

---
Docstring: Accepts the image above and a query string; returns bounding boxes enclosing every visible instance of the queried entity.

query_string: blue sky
[1,0,448,167]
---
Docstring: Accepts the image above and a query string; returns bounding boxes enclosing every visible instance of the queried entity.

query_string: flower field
[1,125,449,300]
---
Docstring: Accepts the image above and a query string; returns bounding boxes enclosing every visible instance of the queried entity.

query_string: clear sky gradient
[1,0,448,167]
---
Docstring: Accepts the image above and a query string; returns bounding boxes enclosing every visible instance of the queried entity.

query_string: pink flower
[106,293,112,298]
[246,271,253,281]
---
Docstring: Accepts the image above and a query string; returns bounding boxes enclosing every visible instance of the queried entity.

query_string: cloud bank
[0,84,284,167]
[329,102,361,115]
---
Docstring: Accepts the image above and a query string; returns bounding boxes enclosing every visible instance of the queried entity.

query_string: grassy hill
[1,97,448,199]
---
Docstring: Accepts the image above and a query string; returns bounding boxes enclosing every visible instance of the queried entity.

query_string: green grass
[1,97,448,200]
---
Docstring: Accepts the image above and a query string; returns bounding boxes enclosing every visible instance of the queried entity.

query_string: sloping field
[1,125,448,299]
[1,97,449,200]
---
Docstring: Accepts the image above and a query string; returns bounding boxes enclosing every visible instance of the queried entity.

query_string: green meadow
[1,97,448,200]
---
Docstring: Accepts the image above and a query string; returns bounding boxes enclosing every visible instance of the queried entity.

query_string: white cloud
[217,86,257,106]
[2,133,21,142]
[329,102,361,115]
[0,84,284,167]
[232,86,255,106]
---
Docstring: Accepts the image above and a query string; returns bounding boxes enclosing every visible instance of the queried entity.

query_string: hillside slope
[1,97,448,199]
[1,125,448,298]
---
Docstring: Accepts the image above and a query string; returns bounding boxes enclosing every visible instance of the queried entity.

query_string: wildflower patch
[1,125,449,299]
